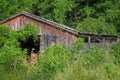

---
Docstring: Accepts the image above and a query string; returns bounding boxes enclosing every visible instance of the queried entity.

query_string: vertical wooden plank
[88,36,91,43]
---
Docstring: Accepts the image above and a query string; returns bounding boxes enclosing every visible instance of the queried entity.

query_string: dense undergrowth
[0,43,120,80]
[0,24,120,80]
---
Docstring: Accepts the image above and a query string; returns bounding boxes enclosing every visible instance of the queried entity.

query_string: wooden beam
[88,36,91,43]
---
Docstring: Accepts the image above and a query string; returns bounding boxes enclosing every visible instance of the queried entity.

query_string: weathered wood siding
[3,14,77,51]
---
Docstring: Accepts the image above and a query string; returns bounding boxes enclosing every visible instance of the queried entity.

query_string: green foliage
[16,24,39,42]
[95,0,120,33]
[111,41,120,64]
[0,24,11,38]
[80,46,105,67]
[0,0,36,20]
[73,38,84,54]
[36,44,75,80]
[53,0,74,23]
[0,25,11,47]
[0,0,120,34]
[0,24,39,72]
[0,25,24,71]
[32,0,74,24]
[76,17,117,34]
[0,40,120,80]
[0,0,120,79]
[54,47,120,80]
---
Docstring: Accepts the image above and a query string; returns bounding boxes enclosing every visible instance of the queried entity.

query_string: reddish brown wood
[3,14,77,51]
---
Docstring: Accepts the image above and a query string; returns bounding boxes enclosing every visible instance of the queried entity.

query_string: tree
[31,0,74,24]
[0,0,36,21]
[76,17,116,34]
[95,0,120,33]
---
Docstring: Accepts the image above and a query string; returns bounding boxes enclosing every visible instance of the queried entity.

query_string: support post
[88,36,91,43]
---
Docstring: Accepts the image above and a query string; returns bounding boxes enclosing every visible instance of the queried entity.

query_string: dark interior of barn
[19,37,40,55]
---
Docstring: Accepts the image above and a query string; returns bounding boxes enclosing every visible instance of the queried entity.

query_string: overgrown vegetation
[0,24,39,72]
[0,24,120,80]
[0,0,120,80]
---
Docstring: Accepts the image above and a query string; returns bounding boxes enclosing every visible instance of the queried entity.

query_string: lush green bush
[0,25,11,48]
[111,41,120,64]
[76,18,117,34]
[0,24,39,72]
[16,24,39,42]
[54,46,120,80]
[72,37,84,54]
[0,24,120,80]
[35,44,75,80]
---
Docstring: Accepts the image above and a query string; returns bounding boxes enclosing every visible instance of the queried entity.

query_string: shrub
[111,41,120,64]
[36,44,75,80]
[0,24,39,76]
[53,47,120,80]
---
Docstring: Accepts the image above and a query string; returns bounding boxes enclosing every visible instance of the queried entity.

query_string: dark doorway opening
[19,36,40,55]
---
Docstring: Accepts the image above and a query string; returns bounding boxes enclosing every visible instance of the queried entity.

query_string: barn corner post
[117,36,120,42]
[88,36,91,43]
[88,36,91,49]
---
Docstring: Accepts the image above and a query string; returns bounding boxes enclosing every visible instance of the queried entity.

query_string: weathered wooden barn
[0,12,119,52]
[1,12,78,52]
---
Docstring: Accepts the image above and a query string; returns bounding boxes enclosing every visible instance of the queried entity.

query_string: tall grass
[0,43,120,80]
[54,49,120,80]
